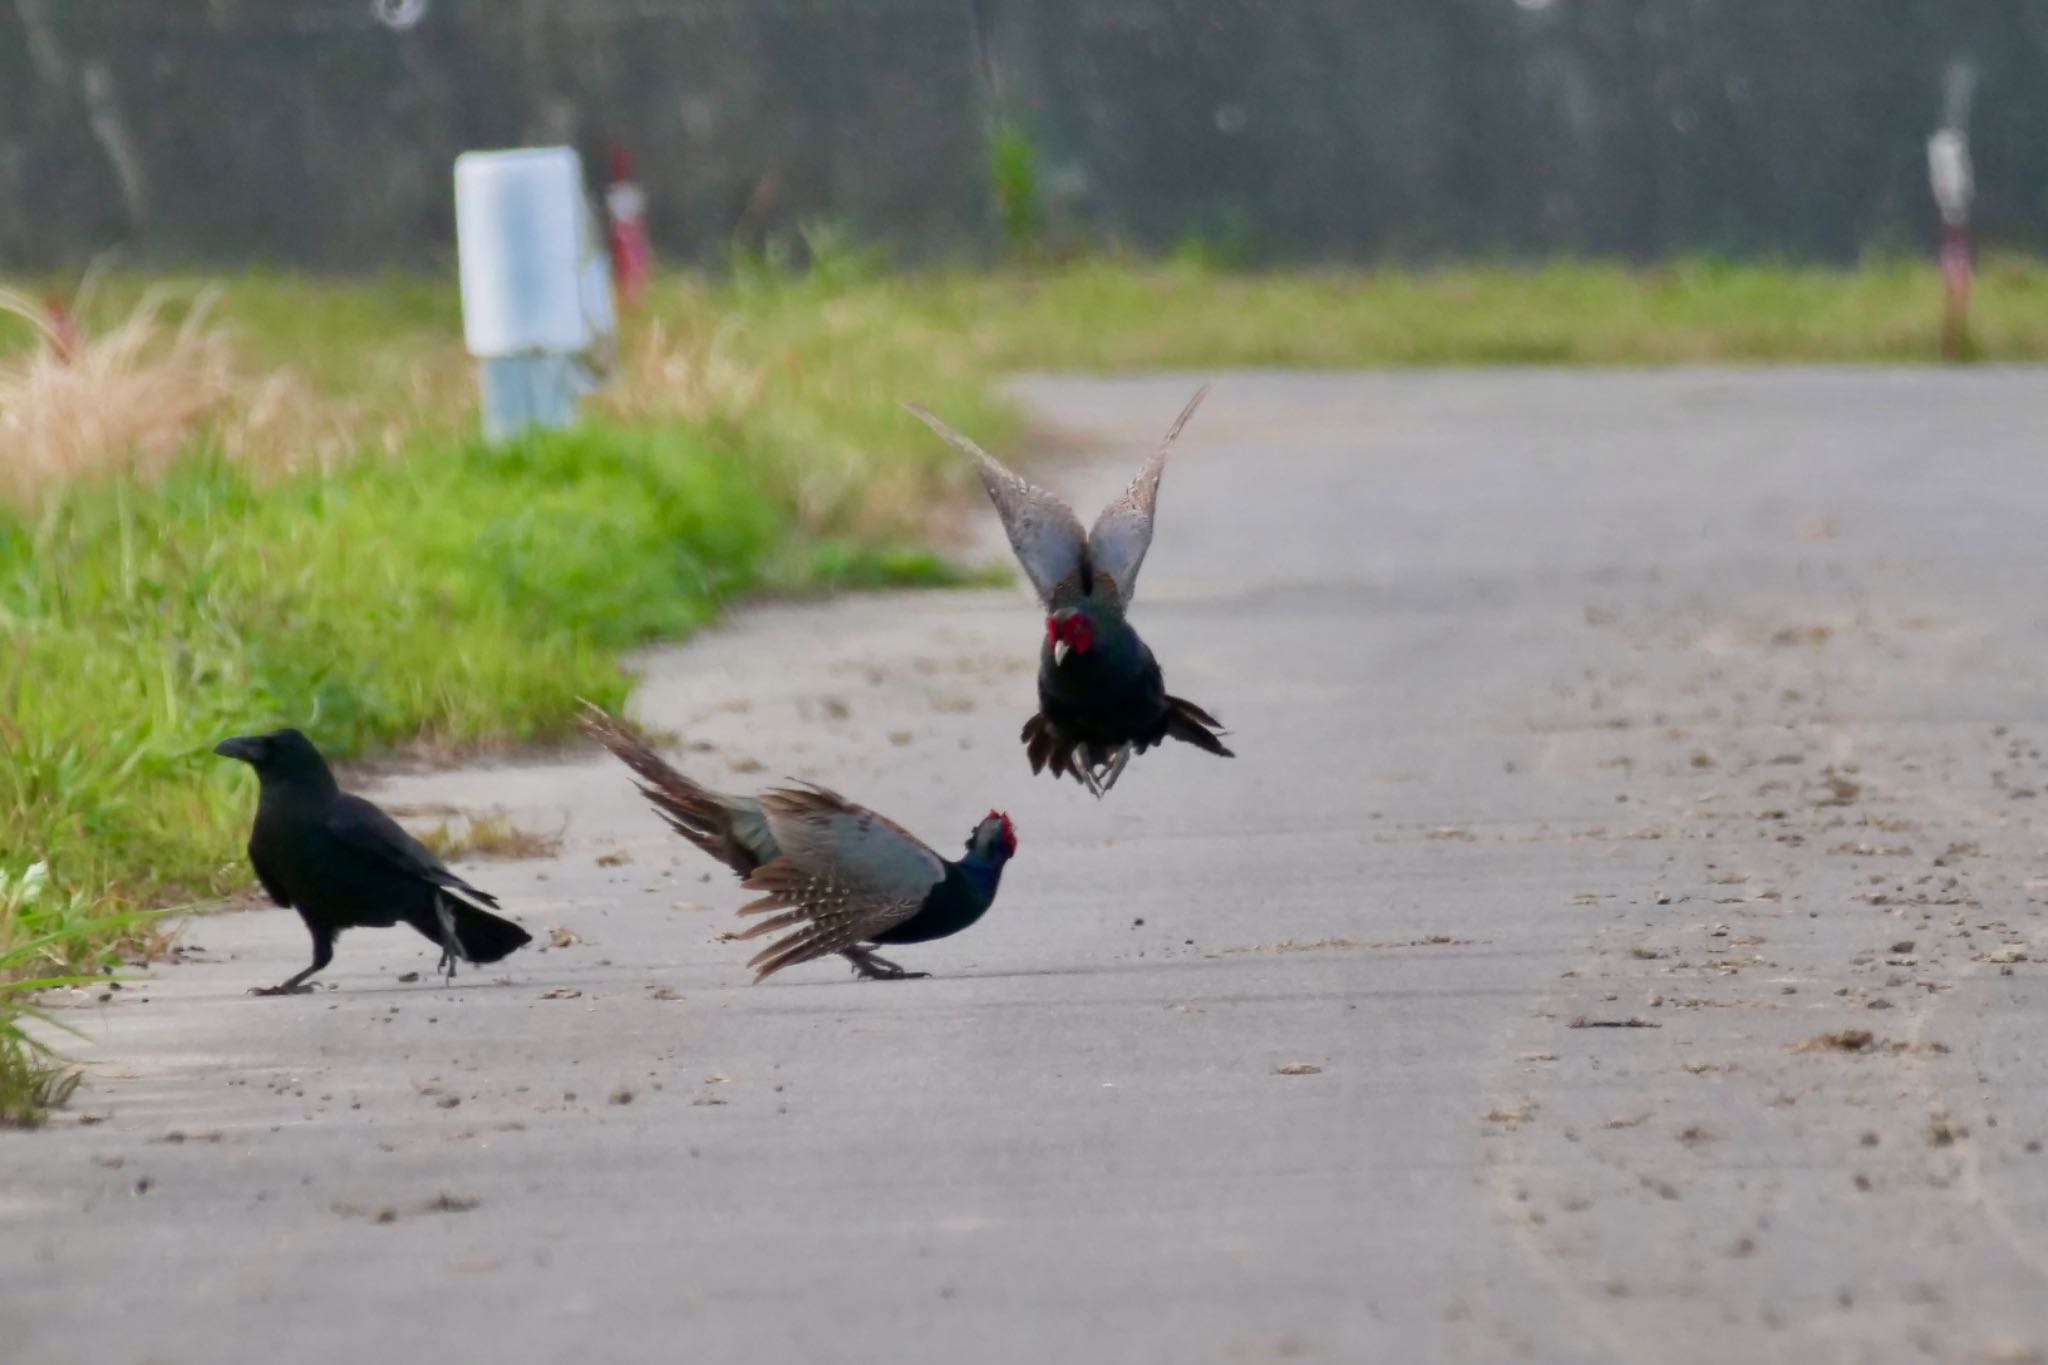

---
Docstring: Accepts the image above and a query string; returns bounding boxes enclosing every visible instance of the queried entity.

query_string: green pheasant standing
[582,705,1015,982]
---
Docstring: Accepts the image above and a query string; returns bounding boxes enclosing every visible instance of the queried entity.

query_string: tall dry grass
[587,273,1004,538]
[598,314,769,427]
[0,285,354,506]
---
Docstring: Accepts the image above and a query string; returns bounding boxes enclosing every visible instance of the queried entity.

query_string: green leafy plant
[0,862,161,1127]
[726,220,886,298]
[989,121,1046,257]
[1171,208,1258,272]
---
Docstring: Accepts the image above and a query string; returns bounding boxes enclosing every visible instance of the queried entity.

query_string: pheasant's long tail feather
[1164,695,1234,758]
[579,700,763,872]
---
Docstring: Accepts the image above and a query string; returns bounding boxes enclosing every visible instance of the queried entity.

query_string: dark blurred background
[3,0,2044,270]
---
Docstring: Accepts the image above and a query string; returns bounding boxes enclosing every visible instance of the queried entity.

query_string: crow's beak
[213,736,260,763]
[1052,639,1071,666]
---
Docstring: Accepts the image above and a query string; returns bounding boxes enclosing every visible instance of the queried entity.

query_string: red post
[1939,221,1973,363]
[605,144,653,311]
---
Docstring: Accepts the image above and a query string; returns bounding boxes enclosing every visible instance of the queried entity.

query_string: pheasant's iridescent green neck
[1048,598,1133,665]
[941,855,1006,923]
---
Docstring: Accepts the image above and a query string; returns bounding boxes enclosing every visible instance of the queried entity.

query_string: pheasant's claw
[843,948,929,981]
[1076,745,1130,799]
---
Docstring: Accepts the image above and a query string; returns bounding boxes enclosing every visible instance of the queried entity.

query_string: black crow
[213,728,532,994]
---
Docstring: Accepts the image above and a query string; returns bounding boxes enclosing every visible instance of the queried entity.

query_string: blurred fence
[3,0,2045,269]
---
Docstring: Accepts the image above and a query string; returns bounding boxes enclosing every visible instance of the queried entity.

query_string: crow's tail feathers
[1164,695,1234,758]
[447,899,532,964]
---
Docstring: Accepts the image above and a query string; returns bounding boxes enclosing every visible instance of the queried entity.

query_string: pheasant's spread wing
[904,402,1087,607]
[733,785,946,981]
[1085,384,1208,607]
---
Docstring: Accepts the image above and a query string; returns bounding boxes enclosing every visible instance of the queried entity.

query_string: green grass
[11,430,746,894]
[857,254,2048,367]
[0,261,1007,1007]
[36,253,2042,397]
[0,861,163,1125]
[4,250,2046,1117]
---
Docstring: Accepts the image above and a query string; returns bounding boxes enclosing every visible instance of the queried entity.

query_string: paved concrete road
[10,370,2048,1364]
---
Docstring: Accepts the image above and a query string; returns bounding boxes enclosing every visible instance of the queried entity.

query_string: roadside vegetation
[4,246,2044,1116]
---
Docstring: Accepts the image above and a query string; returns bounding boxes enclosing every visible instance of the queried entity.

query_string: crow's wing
[731,783,946,981]
[325,794,501,908]
[248,840,293,908]
[904,403,1087,608]
[1085,384,1207,607]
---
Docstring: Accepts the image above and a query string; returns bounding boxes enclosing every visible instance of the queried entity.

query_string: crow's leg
[252,926,334,996]
[841,946,928,981]
[433,895,463,983]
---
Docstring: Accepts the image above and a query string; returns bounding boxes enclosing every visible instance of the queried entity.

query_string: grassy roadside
[0,862,163,1125]
[729,253,2048,370]
[3,252,2044,1118]
[0,261,1010,1119]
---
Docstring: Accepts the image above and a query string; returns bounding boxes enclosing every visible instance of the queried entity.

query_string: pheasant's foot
[1078,745,1131,798]
[843,947,929,981]
[1097,746,1133,794]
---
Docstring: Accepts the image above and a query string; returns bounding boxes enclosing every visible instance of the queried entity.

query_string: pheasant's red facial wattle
[984,809,1018,857]
[1047,613,1094,665]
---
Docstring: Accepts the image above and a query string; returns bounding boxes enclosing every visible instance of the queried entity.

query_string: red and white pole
[1927,128,1974,362]
[605,143,653,311]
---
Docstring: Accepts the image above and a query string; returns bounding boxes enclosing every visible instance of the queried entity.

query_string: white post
[1927,128,1974,361]
[1927,129,1973,228]
[454,146,616,442]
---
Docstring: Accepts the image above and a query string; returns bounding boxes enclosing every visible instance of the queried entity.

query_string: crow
[213,728,532,994]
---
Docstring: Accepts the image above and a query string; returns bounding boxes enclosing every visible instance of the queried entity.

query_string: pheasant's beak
[1052,638,1071,666]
